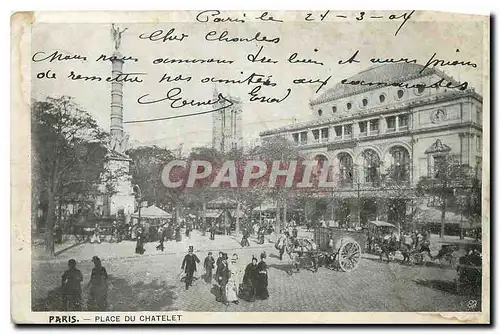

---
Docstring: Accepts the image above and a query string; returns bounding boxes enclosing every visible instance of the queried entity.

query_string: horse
[275,235,318,273]
[377,236,413,264]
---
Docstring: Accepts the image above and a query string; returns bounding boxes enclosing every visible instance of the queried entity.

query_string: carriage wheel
[338,241,361,272]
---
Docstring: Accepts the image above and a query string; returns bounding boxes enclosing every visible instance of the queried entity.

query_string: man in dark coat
[135,226,145,254]
[216,253,230,305]
[181,246,200,290]
[210,223,216,240]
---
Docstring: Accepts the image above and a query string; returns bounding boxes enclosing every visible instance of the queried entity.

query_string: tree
[185,146,222,233]
[127,145,176,204]
[416,156,476,238]
[253,136,306,234]
[32,96,110,255]
[127,145,191,225]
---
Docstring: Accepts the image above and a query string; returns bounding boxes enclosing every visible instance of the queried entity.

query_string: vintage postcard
[11,10,490,324]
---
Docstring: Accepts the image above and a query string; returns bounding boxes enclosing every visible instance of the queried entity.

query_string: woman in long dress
[226,254,242,304]
[255,252,269,300]
[87,256,108,311]
[241,256,258,301]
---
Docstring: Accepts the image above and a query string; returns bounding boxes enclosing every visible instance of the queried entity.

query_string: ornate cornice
[260,90,481,136]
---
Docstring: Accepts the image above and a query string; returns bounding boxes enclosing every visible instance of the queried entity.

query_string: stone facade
[260,64,483,228]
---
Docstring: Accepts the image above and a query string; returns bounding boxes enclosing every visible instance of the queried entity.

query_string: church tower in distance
[212,87,243,153]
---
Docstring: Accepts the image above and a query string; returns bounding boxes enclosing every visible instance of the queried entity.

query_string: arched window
[314,154,327,170]
[338,153,353,186]
[390,146,410,181]
[363,149,380,184]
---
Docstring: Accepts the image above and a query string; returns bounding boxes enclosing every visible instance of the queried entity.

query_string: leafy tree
[32,96,110,255]
[127,145,190,224]
[416,155,476,238]
[185,146,222,233]
[253,136,306,234]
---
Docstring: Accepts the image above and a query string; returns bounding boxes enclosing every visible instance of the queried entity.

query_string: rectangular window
[321,128,329,140]
[387,116,396,132]
[370,119,379,133]
[399,114,409,129]
[292,133,299,144]
[359,121,367,135]
[334,126,342,138]
[312,129,320,141]
[300,131,308,144]
[344,124,352,137]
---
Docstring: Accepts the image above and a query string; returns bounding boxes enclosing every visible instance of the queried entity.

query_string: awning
[252,202,277,212]
[205,210,222,218]
[369,221,397,228]
[131,205,172,219]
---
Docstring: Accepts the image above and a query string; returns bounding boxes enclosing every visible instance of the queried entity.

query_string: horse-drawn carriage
[313,226,367,272]
[275,226,366,273]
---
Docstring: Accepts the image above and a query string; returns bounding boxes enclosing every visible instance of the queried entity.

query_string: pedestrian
[203,252,215,284]
[111,221,118,243]
[181,246,200,290]
[216,253,230,306]
[229,253,243,286]
[54,223,63,244]
[156,225,165,251]
[258,226,265,245]
[61,259,83,311]
[240,229,250,247]
[91,223,101,244]
[216,251,223,270]
[419,230,433,260]
[240,256,258,302]
[255,252,269,300]
[175,225,182,242]
[87,256,108,311]
[226,272,239,305]
[135,225,145,254]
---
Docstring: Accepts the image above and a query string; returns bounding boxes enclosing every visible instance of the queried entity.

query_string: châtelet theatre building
[259,63,483,229]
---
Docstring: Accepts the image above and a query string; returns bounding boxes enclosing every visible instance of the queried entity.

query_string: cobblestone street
[32,231,479,313]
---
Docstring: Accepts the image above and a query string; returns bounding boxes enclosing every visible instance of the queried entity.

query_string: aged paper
[11,10,489,324]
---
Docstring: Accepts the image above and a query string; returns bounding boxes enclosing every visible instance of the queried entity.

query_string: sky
[30,11,486,153]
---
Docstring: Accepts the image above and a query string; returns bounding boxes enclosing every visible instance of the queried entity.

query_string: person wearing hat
[203,252,215,284]
[181,246,200,290]
[216,253,230,305]
[61,259,83,311]
[240,256,258,302]
[87,256,108,311]
[255,252,269,300]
